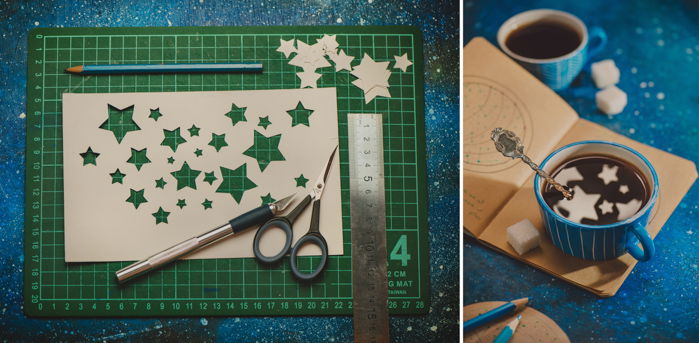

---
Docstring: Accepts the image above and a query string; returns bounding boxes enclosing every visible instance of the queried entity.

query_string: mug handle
[586,26,608,61]
[625,222,655,262]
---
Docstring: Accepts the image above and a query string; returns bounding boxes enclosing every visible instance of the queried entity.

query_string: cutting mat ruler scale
[24,26,429,316]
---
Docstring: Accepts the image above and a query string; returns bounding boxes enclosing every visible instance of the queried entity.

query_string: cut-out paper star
[188,124,200,137]
[110,169,126,184]
[619,184,629,194]
[364,86,391,103]
[598,200,614,215]
[315,34,339,55]
[351,53,392,103]
[598,164,619,185]
[286,101,314,127]
[194,148,203,157]
[260,193,276,205]
[201,199,213,210]
[155,177,167,189]
[216,163,257,203]
[167,156,175,164]
[176,199,187,209]
[289,40,330,71]
[171,161,201,190]
[243,130,286,171]
[555,185,601,224]
[554,167,584,186]
[329,49,354,72]
[616,198,643,221]
[224,103,247,126]
[277,38,297,58]
[161,127,187,152]
[258,116,272,130]
[126,188,148,209]
[99,104,140,143]
[393,53,413,72]
[80,147,100,166]
[127,147,151,171]
[297,70,322,88]
[208,132,228,152]
[295,174,309,188]
[149,108,163,121]
[203,171,217,185]
[152,207,170,224]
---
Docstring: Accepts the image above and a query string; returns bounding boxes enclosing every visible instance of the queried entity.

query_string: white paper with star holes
[62,88,342,262]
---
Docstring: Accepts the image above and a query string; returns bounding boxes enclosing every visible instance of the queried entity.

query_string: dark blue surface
[464,1,698,342]
[0,0,459,341]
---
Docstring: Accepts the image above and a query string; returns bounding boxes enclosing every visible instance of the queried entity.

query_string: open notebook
[463,37,697,297]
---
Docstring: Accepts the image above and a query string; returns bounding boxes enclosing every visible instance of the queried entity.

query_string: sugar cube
[506,219,541,255]
[591,59,620,88]
[596,85,628,115]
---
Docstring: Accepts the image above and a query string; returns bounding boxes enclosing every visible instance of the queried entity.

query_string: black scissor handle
[289,232,328,281]
[253,218,293,264]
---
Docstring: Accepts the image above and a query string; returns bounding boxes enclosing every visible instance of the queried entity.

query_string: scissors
[252,146,337,281]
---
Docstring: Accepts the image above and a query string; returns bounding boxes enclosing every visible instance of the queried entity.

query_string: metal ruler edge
[348,113,390,342]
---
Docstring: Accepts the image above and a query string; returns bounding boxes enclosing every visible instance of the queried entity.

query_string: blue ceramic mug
[534,141,658,262]
[497,9,607,90]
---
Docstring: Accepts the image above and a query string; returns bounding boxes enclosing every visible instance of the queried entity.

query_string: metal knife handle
[115,222,233,283]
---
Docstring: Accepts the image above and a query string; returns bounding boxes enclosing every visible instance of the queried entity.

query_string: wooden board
[463,301,570,343]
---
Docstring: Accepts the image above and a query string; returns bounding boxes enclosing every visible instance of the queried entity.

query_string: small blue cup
[534,141,658,262]
[497,9,607,90]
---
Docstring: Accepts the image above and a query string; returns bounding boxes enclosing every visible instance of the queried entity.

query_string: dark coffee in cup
[505,21,581,59]
[542,154,650,226]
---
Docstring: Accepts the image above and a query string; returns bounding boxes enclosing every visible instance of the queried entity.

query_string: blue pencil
[463,297,528,333]
[492,315,522,343]
[65,62,263,75]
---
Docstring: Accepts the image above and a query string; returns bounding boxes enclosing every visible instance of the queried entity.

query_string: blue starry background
[0,0,459,341]
[464,0,698,342]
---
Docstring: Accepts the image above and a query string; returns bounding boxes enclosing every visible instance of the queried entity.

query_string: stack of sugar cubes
[592,59,627,115]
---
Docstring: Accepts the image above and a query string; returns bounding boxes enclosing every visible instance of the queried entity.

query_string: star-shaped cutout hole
[149,108,163,121]
[286,101,314,127]
[188,124,200,137]
[598,164,619,185]
[208,132,228,152]
[277,38,297,58]
[110,169,126,184]
[201,199,213,210]
[294,174,309,188]
[555,185,601,224]
[194,148,203,157]
[127,147,151,171]
[243,130,286,172]
[258,116,272,130]
[167,156,175,164]
[176,199,187,209]
[393,53,413,72]
[80,147,100,166]
[216,163,257,203]
[203,171,217,185]
[224,103,247,126]
[152,207,170,224]
[171,161,201,190]
[155,177,167,189]
[161,127,187,152]
[99,104,140,144]
[260,193,276,205]
[126,188,148,209]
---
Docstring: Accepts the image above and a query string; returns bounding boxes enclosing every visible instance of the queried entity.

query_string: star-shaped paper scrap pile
[277,35,355,89]
[351,53,393,104]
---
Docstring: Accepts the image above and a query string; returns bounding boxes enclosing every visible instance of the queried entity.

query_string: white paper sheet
[63,88,343,262]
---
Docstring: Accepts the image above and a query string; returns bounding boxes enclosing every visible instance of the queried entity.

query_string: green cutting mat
[24,26,428,317]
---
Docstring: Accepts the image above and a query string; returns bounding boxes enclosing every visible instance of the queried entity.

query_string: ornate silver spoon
[490,128,574,200]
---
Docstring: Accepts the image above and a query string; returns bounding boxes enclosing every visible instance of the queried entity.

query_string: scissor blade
[312,145,338,198]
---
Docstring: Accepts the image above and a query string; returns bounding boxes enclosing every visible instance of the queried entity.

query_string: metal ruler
[348,113,390,343]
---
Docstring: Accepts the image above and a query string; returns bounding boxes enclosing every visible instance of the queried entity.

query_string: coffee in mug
[505,21,582,59]
[541,154,651,226]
